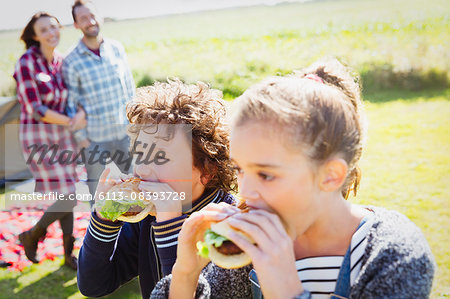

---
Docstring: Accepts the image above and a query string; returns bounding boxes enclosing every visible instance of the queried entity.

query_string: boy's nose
[134,164,157,181]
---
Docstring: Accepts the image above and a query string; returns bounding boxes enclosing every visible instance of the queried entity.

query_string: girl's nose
[238,175,259,201]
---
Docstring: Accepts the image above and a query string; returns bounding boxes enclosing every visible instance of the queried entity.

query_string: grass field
[1,93,448,298]
[0,0,449,297]
[0,0,448,96]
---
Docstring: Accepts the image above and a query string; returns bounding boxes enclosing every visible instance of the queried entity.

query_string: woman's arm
[13,56,49,121]
[41,108,71,125]
[13,55,82,127]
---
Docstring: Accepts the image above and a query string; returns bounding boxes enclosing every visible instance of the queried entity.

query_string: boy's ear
[200,175,209,186]
[200,161,217,186]
[318,158,348,192]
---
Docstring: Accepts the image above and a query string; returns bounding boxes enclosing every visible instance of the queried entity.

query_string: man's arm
[62,58,88,142]
[118,43,136,101]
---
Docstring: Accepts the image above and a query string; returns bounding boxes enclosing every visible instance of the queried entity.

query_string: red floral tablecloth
[0,202,90,271]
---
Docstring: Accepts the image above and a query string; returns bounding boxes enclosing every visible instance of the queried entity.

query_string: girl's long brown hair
[232,59,365,199]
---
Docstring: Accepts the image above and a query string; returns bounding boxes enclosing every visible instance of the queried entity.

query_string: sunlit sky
[0,0,307,30]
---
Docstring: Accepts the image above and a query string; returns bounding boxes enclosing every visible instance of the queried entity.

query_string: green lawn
[0,258,141,299]
[355,91,450,298]
[1,91,448,298]
[0,0,448,96]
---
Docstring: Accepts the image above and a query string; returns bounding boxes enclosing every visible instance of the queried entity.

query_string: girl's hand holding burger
[226,209,303,299]
[170,203,239,299]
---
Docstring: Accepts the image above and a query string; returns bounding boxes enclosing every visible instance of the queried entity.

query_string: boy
[77,79,237,298]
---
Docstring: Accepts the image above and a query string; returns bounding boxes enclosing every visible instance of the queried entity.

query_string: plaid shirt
[62,38,135,143]
[13,46,77,195]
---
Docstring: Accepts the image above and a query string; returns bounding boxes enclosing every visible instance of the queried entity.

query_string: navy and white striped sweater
[77,188,234,298]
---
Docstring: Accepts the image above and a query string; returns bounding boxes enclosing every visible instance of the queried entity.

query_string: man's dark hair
[72,0,92,22]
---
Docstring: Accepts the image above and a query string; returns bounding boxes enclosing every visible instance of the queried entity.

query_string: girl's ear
[318,158,348,192]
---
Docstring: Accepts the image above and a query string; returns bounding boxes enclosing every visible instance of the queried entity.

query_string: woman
[13,12,86,270]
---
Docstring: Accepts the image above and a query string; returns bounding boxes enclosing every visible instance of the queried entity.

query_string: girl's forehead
[231,125,307,166]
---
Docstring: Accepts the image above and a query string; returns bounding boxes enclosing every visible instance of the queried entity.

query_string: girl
[151,59,435,298]
[14,12,86,270]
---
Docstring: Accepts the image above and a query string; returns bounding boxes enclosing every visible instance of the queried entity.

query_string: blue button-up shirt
[63,38,135,143]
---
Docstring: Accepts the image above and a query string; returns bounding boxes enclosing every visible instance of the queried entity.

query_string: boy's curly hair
[126,79,237,193]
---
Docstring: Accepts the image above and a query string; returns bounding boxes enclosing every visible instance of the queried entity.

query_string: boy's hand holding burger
[94,168,183,223]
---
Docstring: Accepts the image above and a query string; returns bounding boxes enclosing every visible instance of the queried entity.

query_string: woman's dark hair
[20,12,61,49]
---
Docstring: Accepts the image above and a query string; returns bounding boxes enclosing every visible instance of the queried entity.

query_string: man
[63,0,135,203]
[77,80,238,298]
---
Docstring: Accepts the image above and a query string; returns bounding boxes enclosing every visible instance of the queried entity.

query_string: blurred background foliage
[0,0,448,99]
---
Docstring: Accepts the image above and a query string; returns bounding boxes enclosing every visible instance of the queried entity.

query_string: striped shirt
[62,38,135,143]
[152,188,225,250]
[296,215,374,298]
[87,188,226,244]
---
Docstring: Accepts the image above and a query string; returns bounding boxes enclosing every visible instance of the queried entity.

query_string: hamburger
[98,177,155,223]
[197,206,254,269]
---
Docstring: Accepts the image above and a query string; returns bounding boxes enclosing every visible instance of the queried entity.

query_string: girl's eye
[258,172,274,181]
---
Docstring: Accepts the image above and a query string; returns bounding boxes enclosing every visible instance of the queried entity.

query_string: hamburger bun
[105,177,155,223]
[116,204,155,223]
[207,220,254,269]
